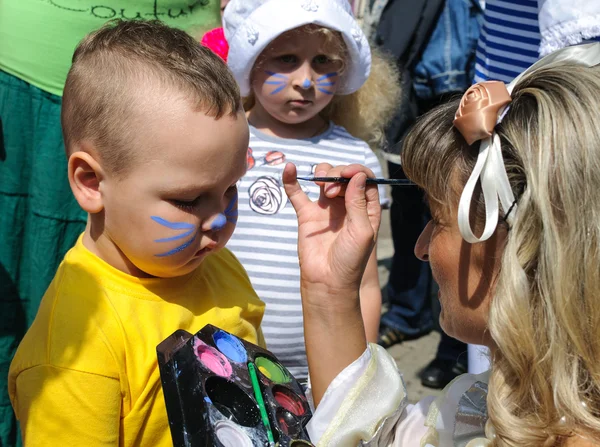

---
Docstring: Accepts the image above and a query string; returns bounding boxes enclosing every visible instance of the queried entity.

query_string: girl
[222,0,400,381]
[286,43,600,445]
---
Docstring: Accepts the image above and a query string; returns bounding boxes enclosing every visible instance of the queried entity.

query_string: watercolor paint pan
[157,324,314,447]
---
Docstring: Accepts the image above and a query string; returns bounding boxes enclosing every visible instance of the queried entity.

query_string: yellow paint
[258,365,272,379]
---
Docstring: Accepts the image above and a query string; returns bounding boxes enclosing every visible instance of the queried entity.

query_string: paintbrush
[247,362,276,446]
[296,176,414,186]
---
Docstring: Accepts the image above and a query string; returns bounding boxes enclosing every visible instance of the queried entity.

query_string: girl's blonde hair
[402,63,600,446]
[245,26,401,149]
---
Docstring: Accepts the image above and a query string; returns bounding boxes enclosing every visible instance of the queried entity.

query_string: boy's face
[100,93,249,278]
[251,27,343,125]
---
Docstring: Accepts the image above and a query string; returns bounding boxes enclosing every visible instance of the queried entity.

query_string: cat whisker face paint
[208,192,239,231]
[315,72,337,95]
[265,71,288,95]
[151,216,198,257]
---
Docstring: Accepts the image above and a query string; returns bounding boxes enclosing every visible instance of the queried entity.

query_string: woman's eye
[313,54,331,64]
[278,54,297,64]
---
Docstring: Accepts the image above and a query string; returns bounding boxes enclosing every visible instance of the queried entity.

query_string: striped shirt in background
[227,124,387,380]
[475,0,600,84]
[474,0,541,83]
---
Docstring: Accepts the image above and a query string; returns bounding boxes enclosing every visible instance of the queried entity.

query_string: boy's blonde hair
[244,25,400,149]
[402,63,600,445]
[62,19,241,176]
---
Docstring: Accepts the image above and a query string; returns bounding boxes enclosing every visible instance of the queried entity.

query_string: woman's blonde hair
[402,63,600,446]
[244,26,401,149]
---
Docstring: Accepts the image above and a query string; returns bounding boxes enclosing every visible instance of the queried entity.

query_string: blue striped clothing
[227,124,386,380]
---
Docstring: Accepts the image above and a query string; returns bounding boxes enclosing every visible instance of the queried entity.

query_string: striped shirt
[474,0,600,83]
[474,0,541,83]
[227,123,386,380]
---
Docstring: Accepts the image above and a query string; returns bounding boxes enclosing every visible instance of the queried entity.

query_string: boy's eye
[278,54,297,64]
[172,197,201,211]
[313,54,331,64]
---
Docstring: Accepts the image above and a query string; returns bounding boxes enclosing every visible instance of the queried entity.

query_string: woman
[284,42,600,446]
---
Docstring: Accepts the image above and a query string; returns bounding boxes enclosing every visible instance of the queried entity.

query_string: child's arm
[13,366,120,445]
[359,247,382,343]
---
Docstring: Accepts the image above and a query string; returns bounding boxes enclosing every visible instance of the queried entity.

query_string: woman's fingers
[283,163,311,213]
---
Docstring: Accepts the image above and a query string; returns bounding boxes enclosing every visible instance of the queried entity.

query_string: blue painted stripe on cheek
[154,228,195,243]
[155,231,198,257]
[316,72,338,81]
[318,88,334,95]
[265,71,288,79]
[151,216,195,230]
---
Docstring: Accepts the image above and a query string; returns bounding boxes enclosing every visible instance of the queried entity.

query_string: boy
[8,20,265,446]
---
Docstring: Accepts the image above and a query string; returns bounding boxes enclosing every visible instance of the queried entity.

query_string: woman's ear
[68,148,105,214]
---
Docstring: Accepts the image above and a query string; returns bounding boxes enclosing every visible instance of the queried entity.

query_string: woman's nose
[414,221,433,261]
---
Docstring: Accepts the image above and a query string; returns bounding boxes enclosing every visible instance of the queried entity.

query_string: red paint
[273,388,305,416]
[264,151,285,166]
[247,148,255,170]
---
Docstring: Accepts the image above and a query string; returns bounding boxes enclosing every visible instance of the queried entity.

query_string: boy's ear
[68,147,105,214]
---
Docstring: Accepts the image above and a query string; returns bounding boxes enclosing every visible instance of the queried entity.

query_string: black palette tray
[157,324,314,447]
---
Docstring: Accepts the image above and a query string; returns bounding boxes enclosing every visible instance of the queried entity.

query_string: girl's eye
[313,54,331,64]
[278,54,297,64]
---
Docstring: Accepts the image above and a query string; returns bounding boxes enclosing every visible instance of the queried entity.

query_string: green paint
[255,356,290,384]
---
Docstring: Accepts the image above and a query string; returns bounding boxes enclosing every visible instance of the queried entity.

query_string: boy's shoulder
[9,255,121,385]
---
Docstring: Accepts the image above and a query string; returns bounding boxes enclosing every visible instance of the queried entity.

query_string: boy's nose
[206,213,227,232]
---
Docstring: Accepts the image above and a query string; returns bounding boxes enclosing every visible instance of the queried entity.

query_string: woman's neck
[247,104,328,140]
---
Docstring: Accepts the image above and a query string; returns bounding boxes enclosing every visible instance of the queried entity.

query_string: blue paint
[210,213,227,231]
[213,330,248,363]
[151,216,198,257]
[316,81,335,86]
[151,216,195,230]
[225,193,238,224]
[316,72,338,81]
[318,88,334,95]
[204,396,212,404]
[302,79,311,89]
[154,228,195,243]
[265,71,288,79]
[270,84,286,95]
[265,71,289,95]
[155,232,198,257]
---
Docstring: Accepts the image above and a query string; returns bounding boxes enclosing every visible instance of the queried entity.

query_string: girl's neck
[247,104,329,140]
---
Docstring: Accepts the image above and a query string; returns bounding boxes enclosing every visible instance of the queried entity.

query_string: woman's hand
[282,162,382,307]
[282,162,382,404]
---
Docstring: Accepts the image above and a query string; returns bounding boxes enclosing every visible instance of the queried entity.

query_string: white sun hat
[222,0,371,97]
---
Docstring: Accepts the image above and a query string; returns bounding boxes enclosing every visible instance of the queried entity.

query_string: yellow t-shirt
[8,236,265,446]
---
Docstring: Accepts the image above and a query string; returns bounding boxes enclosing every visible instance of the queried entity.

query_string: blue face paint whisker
[265,71,288,79]
[265,80,286,85]
[151,216,195,230]
[225,194,238,214]
[151,216,198,257]
[316,72,338,81]
[154,228,195,243]
[270,84,287,95]
[155,231,198,257]
[316,81,335,86]
[318,88,334,95]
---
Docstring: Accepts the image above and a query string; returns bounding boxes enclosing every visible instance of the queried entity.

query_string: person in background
[372,0,483,389]
[0,3,221,446]
[223,0,400,383]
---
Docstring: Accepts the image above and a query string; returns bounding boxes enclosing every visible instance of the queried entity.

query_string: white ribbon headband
[456,42,600,243]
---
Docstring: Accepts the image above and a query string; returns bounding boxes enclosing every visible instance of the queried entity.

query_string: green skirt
[0,69,86,447]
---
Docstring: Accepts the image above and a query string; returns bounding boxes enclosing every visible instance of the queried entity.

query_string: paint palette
[157,325,314,447]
